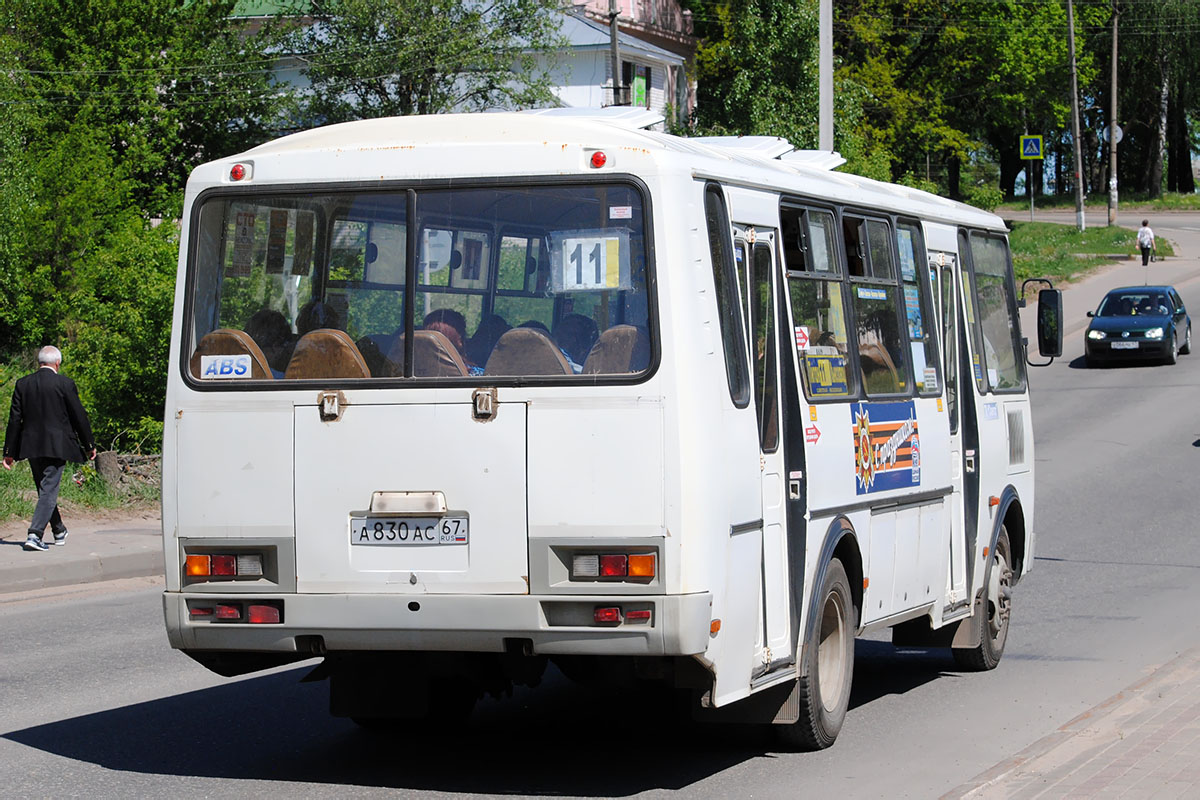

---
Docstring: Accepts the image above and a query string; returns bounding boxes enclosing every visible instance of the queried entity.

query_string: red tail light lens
[211,555,237,576]
[594,607,622,624]
[189,606,214,617]
[625,609,652,623]
[247,604,281,624]
[599,555,627,577]
[214,604,241,620]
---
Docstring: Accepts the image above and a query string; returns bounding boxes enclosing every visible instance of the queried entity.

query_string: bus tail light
[599,555,627,577]
[247,604,282,624]
[215,604,241,620]
[184,552,264,581]
[570,551,656,581]
[594,607,621,624]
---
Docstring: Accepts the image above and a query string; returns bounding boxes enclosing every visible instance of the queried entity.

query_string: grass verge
[0,460,158,522]
[1008,221,1174,284]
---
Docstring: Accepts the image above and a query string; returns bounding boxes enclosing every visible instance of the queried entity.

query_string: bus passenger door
[935,253,969,610]
[741,227,792,675]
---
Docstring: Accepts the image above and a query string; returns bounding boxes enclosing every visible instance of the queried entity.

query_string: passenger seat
[284,329,371,379]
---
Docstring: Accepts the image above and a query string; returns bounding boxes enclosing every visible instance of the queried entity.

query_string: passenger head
[552,313,600,365]
[296,300,342,335]
[424,320,465,352]
[245,309,290,349]
[423,308,467,343]
[519,319,550,334]
[466,313,510,366]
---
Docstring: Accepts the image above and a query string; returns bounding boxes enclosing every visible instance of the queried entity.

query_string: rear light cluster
[594,606,652,625]
[571,553,656,581]
[186,553,264,580]
[190,601,282,624]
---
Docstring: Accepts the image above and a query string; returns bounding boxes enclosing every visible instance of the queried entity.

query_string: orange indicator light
[628,554,656,577]
[186,555,211,577]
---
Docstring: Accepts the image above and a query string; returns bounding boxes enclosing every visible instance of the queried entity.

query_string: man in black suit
[3,346,96,551]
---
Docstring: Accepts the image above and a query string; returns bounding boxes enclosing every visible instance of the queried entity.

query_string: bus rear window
[186,184,652,383]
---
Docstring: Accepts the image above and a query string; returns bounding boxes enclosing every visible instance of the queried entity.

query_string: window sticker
[794,325,810,351]
[293,212,313,276]
[904,284,924,338]
[806,353,849,395]
[973,353,983,381]
[199,354,254,379]
[852,400,920,494]
[857,286,887,301]
[549,229,631,292]
[266,210,288,274]
[230,211,255,276]
[609,206,633,220]
[897,228,917,280]
[923,367,939,392]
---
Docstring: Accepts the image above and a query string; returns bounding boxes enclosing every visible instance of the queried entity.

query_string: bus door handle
[965,450,976,473]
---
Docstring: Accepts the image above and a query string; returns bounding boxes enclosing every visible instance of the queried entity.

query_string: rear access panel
[294,401,528,594]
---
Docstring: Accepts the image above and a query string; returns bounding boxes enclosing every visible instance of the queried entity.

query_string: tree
[0,0,287,445]
[689,0,881,178]
[295,0,567,125]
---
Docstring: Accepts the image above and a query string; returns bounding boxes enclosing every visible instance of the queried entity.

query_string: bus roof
[222,110,1003,232]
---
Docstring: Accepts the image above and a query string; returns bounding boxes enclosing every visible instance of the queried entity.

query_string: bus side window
[782,205,855,399]
[897,221,941,395]
[704,184,750,407]
[846,215,910,396]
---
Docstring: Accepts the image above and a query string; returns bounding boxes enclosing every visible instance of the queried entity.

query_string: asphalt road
[3,220,1200,797]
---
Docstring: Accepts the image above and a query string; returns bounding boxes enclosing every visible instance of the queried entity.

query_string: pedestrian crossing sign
[1020,135,1043,160]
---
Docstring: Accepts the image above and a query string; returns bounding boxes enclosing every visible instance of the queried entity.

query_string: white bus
[162,108,1062,749]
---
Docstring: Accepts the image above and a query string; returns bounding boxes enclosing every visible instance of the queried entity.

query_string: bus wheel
[953,526,1013,671]
[778,558,855,751]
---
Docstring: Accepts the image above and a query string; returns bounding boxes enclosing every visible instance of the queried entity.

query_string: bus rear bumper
[163,591,713,657]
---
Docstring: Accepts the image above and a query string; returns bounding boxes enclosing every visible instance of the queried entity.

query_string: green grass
[1007,221,1175,284]
[0,459,158,522]
[997,192,1200,213]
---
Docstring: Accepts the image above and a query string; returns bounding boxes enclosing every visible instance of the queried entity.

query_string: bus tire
[952,526,1013,671]
[778,557,855,751]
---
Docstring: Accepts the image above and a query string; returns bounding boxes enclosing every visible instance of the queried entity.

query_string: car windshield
[186,183,653,383]
[1097,292,1170,317]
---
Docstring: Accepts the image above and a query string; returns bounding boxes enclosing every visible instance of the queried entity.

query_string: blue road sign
[1020,135,1043,160]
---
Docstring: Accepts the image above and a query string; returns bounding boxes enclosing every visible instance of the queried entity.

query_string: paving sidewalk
[0,512,162,593]
[946,646,1200,799]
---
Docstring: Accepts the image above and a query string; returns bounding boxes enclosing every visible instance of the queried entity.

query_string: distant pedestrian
[2,346,96,551]
[1137,220,1156,266]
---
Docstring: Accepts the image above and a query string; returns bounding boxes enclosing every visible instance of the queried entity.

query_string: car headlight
[1144,327,1164,339]
[1087,329,1107,340]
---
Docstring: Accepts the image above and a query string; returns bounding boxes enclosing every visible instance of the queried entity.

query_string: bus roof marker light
[590,150,608,169]
[229,163,251,182]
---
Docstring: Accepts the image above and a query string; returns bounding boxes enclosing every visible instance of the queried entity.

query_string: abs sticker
[199,354,253,379]
[853,401,920,494]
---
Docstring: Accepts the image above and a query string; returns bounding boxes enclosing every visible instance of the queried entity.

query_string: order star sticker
[854,408,876,490]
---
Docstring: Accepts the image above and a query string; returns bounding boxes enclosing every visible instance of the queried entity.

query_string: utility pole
[609,0,624,106]
[1067,0,1086,231]
[1107,1,1119,225]
[819,0,833,151]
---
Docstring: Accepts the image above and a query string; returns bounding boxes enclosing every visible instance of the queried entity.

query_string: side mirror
[1037,288,1063,359]
[1086,310,1095,318]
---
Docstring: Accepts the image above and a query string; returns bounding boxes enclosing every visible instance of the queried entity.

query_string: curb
[1,550,162,594]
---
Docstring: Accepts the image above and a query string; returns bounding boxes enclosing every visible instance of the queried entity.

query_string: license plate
[350,516,469,546]
[1111,341,1139,350]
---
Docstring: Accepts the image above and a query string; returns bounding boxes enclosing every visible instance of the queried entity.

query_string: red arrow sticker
[805,424,821,444]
